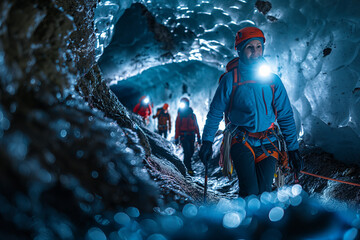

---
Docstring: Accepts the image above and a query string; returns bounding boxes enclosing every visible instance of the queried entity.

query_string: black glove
[199,141,213,164]
[288,150,304,174]
[197,137,202,145]
[175,138,179,145]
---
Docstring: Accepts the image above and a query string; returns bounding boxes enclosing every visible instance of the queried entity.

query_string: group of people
[133,96,201,176]
[133,26,304,197]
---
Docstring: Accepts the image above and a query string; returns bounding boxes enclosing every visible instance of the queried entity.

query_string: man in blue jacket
[199,26,304,197]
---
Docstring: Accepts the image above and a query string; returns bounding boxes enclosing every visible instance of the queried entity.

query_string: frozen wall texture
[97,0,360,164]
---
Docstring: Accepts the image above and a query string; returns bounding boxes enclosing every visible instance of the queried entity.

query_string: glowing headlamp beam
[258,64,271,78]
[179,102,186,109]
[143,97,150,104]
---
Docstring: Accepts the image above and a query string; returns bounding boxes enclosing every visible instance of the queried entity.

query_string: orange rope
[300,170,360,187]
[265,136,286,160]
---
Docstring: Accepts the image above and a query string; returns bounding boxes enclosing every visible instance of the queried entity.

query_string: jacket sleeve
[133,103,140,114]
[175,114,180,139]
[153,109,160,119]
[202,72,233,142]
[273,75,299,151]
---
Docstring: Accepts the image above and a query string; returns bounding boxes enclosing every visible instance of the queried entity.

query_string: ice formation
[95,0,360,164]
[95,0,133,61]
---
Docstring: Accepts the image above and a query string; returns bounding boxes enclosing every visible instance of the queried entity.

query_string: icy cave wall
[97,0,360,164]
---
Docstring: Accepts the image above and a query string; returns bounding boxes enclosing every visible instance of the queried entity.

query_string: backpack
[157,109,169,124]
[178,109,197,132]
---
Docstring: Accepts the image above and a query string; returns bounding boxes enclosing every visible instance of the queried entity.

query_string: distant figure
[175,97,201,176]
[133,96,152,125]
[199,26,304,197]
[153,103,171,139]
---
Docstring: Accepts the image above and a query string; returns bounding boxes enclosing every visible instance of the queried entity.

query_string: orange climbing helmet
[235,26,265,50]
[163,103,169,110]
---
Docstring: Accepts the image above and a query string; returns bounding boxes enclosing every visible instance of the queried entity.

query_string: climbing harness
[219,122,289,188]
[238,124,289,188]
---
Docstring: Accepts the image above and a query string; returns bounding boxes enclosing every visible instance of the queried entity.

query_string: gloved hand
[199,141,213,164]
[197,137,202,145]
[175,138,179,145]
[288,150,304,174]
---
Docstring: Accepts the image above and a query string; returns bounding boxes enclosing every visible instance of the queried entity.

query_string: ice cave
[0,0,359,239]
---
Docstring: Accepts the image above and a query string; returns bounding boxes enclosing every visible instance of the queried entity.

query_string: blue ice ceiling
[95,0,360,164]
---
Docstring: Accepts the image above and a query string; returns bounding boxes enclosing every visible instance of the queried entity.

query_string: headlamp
[179,102,186,109]
[142,97,150,104]
[258,64,271,78]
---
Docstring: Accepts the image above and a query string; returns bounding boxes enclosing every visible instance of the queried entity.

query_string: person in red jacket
[153,103,171,138]
[175,97,201,176]
[133,96,152,124]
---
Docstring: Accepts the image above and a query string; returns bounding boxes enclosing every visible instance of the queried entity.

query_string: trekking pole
[203,156,208,204]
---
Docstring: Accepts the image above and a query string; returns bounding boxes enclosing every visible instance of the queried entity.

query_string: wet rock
[55,0,98,76]
[0,0,76,103]
[352,87,360,94]
[76,64,152,156]
[141,126,187,176]
[255,1,272,15]
[0,98,159,237]
[323,47,332,57]
[285,142,360,208]
[0,0,160,238]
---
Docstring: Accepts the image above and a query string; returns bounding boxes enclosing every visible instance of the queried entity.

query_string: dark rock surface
[255,0,272,15]
[0,0,158,238]
[292,142,360,208]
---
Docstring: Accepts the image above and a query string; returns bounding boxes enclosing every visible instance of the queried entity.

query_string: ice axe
[203,155,208,203]
[200,141,212,204]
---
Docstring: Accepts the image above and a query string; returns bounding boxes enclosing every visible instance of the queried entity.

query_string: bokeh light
[269,207,284,222]
[223,212,241,229]
[247,197,261,211]
[114,212,130,226]
[343,228,358,240]
[126,207,140,218]
[147,233,167,240]
[86,227,107,240]
[291,184,302,196]
[182,203,198,218]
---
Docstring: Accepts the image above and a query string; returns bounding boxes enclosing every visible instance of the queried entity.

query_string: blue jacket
[202,58,299,151]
